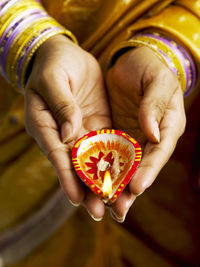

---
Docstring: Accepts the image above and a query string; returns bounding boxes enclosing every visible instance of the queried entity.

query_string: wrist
[130,32,196,97]
[108,31,197,97]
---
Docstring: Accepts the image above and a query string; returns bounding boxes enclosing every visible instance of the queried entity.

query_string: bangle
[19,28,75,91]
[0,0,78,92]
[6,17,53,83]
[0,0,19,17]
[2,13,49,81]
[129,32,196,96]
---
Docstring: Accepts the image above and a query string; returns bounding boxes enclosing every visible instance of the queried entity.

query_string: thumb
[38,73,82,143]
[139,70,179,143]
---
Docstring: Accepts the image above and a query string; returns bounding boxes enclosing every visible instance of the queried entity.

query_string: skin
[106,46,186,222]
[24,35,111,219]
[24,35,186,222]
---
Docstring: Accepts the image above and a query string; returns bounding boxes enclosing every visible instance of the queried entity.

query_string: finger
[130,89,185,195]
[24,89,85,205]
[110,188,136,223]
[83,189,105,222]
[139,65,179,143]
[30,69,82,144]
[49,147,85,205]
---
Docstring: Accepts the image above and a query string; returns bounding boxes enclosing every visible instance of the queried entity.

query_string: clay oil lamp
[72,129,142,205]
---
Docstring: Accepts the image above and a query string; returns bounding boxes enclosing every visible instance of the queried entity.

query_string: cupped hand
[106,46,186,222]
[24,34,111,221]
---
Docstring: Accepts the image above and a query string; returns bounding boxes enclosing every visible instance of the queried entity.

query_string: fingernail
[87,209,103,222]
[68,199,81,207]
[62,122,72,143]
[90,214,103,222]
[81,203,103,222]
[110,209,126,223]
[153,121,160,143]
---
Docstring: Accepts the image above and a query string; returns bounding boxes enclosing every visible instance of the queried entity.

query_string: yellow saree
[0,0,200,266]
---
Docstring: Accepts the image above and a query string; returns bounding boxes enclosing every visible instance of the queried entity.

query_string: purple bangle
[0,9,45,47]
[154,33,196,97]
[0,0,19,17]
[1,13,48,79]
[179,46,196,97]
[0,0,10,9]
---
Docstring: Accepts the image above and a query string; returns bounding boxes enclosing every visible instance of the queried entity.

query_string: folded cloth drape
[0,0,200,266]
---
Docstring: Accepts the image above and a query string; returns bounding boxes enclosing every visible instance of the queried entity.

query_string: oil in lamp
[72,129,142,204]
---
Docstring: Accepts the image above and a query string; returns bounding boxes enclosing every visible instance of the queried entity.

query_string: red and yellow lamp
[72,129,142,205]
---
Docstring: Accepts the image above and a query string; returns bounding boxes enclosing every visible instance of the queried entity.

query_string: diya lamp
[72,129,142,205]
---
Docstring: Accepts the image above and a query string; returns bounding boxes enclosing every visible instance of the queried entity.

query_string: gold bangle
[0,0,42,26]
[20,28,76,91]
[10,21,61,87]
[8,21,77,90]
[130,37,186,92]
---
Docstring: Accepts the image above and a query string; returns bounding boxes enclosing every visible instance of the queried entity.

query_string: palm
[105,47,186,220]
[107,79,146,145]
[71,53,110,136]
[24,36,111,217]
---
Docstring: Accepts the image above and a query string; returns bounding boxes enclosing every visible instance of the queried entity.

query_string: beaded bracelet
[0,0,77,92]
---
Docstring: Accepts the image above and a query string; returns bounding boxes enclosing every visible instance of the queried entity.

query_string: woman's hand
[24,34,111,221]
[106,46,186,222]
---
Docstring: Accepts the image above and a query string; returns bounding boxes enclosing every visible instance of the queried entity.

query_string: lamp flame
[102,170,112,197]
